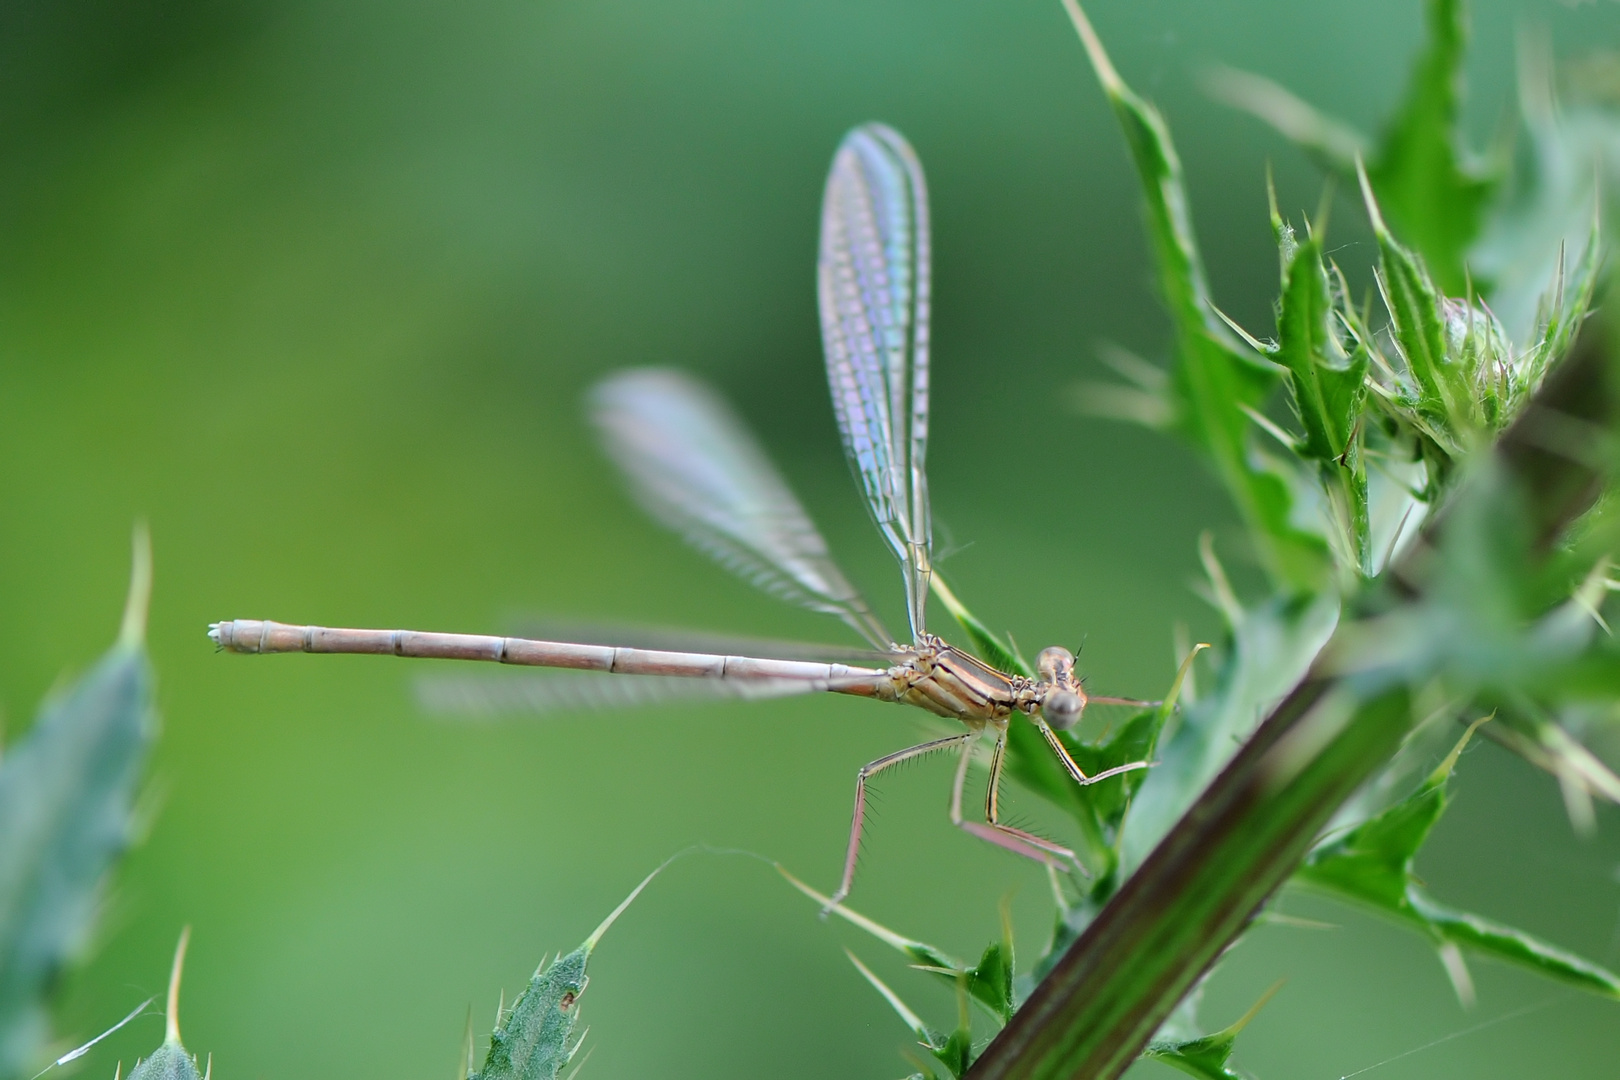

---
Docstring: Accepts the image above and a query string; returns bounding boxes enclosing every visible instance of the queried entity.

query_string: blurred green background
[2,0,1617,1076]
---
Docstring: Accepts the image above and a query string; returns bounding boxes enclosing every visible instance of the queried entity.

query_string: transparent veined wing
[817,123,933,642]
[590,367,893,648]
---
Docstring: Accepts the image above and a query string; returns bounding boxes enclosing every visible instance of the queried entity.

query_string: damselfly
[210,124,1150,907]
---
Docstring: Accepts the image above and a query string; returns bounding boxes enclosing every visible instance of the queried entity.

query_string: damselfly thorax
[844,635,1081,726]
[210,123,1151,909]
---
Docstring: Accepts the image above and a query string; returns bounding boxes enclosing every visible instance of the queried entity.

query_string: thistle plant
[786,1,1620,1077]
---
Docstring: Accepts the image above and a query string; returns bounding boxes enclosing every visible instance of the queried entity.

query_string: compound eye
[1042,689,1083,731]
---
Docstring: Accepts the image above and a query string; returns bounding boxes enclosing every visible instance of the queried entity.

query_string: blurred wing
[505,617,888,665]
[591,368,892,648]
[817,123,933,642]
[416,670,820,718]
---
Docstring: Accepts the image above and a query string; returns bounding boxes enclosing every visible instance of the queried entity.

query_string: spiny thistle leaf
[1142,982,1280,1080]
[1297,717,1620,998]
[1061,709,1159,841]
[1527,214,1604,390]
[470,860,671,1080]
[1275,222,1368,465]
[128,930,205,1080]
[1361,163,1467,433]
[1062,0,1330,595]
[1271,193,1372,570]
[0,533,156,1080]
[471,949,590,1080]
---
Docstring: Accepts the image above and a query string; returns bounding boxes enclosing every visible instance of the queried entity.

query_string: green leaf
[1272,195,1372,570]
[1360,165,1464,414]
[128,930,205,1080]
[1143,982,1280,1080]
[1361,162,1466,435]
[471,860,671,1080]
[1121,590,1340,873]
[1275,223,1367,465]
[1521,212,1604,395]
[1297,717,1620,999]
[779,866,1016,1024]
[1363,0,1497,295]
[931,574,1030,678]
[845,950,973,1079]
[1063,0,1328,594]
[0,536,155,1080]
[472,949,590,1080]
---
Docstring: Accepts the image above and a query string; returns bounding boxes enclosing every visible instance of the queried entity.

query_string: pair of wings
[421,125,934,718]
[595,123,934,650]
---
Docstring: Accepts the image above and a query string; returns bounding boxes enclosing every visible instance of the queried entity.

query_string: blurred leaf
[1483,703,1620,835]
[128,930,204,1080]
[1473,40,1618,339]
[1297,717,1620,998]
[1215,0,1495,293]
[1204,66,1366,171]
[1142,982,1279,1080]
[1063,710,1159,841]
[1363,0,1497,294]
[1064,0,1329,594]
[0,539,155,1080]
[471,860,671,1080]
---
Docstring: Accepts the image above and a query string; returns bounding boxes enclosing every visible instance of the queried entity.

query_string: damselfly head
[1036,646,1085,729]
[1041,688,1085,731]
[1036,646,1076,685]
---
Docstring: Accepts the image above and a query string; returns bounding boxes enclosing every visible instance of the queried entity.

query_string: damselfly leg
[826,732,976,912]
